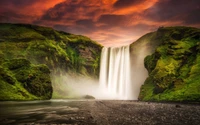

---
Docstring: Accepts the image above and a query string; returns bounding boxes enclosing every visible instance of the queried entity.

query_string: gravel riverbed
[0,100,199,125]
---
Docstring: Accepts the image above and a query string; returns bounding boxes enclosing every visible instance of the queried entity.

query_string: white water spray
[99,45,133,100]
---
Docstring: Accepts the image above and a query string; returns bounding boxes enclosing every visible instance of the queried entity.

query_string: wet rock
[175,104,181,108]
[82,95,95,99]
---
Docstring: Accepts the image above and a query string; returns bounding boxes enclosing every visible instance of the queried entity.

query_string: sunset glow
[0,0,199,46]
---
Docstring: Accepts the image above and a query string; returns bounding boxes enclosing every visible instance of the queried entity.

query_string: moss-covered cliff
[0,23,102,76]
[129,27,166,99]
[138,26,200,102]
[0,23,102,99]
[0,58,52,100]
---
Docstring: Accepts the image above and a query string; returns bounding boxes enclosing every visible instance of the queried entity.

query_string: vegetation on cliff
[138,26,200,102]
[0,23,102,99]
[0,58,52,100]
[0,23,102,76]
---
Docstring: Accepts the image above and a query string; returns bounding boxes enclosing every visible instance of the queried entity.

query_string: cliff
[0,23,102,99]
[136,26,200,102]
[0,58,52,100]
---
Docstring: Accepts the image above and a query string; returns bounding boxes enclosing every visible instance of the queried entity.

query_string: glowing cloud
[0,0,199,46]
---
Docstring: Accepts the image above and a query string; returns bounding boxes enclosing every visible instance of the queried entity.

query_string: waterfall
[99,45,133,100]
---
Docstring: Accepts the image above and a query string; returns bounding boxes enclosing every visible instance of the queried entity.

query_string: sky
[0,0,200,46]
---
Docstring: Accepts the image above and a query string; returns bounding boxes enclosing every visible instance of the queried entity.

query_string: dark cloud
[113,0,145,8]
[144,0,200,25]
[0,14,9,22]
[53,24,81,34]
[76,19,95,29]
[98,14,127,26]
[184,8,200,25]
[0,0,199,46]
[54,20,96,35]
[0,0,36,6]
[39,2,70,21]
[53,24,72,33]
[38,0,102,22]
[0,11,28,23]
[40,9,65,21]
[86,9,103,17]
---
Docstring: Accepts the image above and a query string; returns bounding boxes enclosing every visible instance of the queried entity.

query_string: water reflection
[0,99,94,124]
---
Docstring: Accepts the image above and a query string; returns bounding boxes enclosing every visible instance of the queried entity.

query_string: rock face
[138,26,200,102]
[0,23,102,77]
[129,28,166,99]
[0,58,52,100]
[0,23,102,99]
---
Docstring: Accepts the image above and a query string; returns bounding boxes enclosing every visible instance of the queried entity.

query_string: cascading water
[99,45,133,100]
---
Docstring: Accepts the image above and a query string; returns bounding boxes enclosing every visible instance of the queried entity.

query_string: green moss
[144,54,158,73]
[0,66,16,85]
[0,58,52,100]
[0,81,37,101]
[0,23,102,99]
[138,77,155,101]
[0,23,102,76]
[138,26,200,102]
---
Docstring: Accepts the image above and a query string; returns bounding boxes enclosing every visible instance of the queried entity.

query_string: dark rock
[83,95,95,99]
[171,33,183,40]
[175,105,181,108]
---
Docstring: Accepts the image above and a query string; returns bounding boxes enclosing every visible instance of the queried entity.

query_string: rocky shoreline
[0,100,199,125]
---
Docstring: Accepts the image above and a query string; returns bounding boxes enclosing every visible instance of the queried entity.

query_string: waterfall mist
[51,45,149,100]
[130,46,149,99]
[51,73,115,99]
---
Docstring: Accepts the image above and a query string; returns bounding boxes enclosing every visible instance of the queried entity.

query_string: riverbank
[0,100,199,125]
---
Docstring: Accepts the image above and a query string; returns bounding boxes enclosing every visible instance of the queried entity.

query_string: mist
[51,72,120,99]
[130,45,151,99]
[50,44,151,100]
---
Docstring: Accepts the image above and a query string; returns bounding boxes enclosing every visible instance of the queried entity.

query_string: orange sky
[0,0,200,46]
